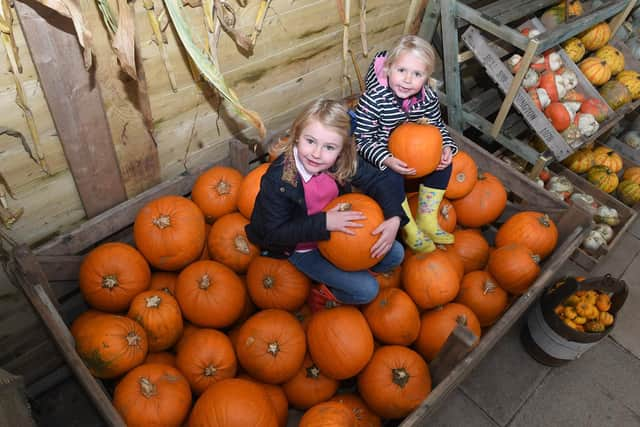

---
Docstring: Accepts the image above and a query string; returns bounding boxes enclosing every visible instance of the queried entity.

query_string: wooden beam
[14,0,127,218]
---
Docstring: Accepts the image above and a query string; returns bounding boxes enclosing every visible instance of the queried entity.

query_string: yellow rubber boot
[401,198,435,253]
[416,185,455,244]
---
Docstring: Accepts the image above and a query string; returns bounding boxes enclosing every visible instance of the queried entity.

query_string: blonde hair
[271,99,357,184]
[384,35,437,80]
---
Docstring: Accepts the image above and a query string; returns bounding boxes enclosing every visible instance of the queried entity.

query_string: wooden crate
[4,131,591,427]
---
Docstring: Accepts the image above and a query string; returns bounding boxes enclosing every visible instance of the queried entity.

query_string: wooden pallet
[4,132,592,426]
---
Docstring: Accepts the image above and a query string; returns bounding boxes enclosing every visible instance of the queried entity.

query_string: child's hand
[370,216,400,258]
[383,157,416,175]
[436,147,453,170]
[326,207,365,235]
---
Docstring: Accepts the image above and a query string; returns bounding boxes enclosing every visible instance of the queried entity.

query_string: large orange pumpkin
[191,166,243,221]
[357,345,431,419]
[237,374,289,427]
[127,290,183,352]
[235,309,307,384]
[246,255,311,310]
[487,243,541,295]
[362,288,421,346]
[451,172,507,228]
[317,193,385,271]
[134,195,206,271]
[207,212,259,273]
[74,314,148,378]
[388,122,443,178]
[281,353,340,409]
[69,309,106,337]
[330,393,381,427]
[451,229,490,273]
[149,271,178,296]
[237,163,270,219]
[188,378,279,427]
[445,151,478,199]
[175,328,237,395]
[455,271,508,327]
[113,363,192,427]
[307,306,374,380]
[402,250,460,310]
[175,260,246,328]
[435,245,465,280]
[414,303,481,362]
[78,242,151,312]
[299,401,356,427]
[494,211,558,260]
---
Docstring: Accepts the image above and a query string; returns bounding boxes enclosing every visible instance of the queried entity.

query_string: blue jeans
[288,241,404,305]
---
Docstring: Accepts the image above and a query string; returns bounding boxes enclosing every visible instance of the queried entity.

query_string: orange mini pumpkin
[402,250,460,310]
[362,288,421,346]
[78,242,151,312]
[175,260,246,328]
[455,270,508,327]
[414,303,481,362]
[388,122,443,178]
[127,290,183,352]
[175,328,237,395]
[113,363,192,427]
[451,229,491,273]
[357,345,431,419]
[246,255,311,311]
[191,166,243,221]
[317,193,384,271]
[235,309,307,384]
[282,353,340,410]
[134,195,206,271]
[487,243,541,295]
[495,211,558,259]
[307,306,374,380]
[451,172,507,228]
[237,163,270,220]
[207,212,259,273]
[445,151,478,199]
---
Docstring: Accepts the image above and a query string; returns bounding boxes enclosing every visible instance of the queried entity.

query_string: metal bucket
[521,275,628,366]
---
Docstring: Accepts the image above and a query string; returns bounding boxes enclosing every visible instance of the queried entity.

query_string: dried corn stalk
[360,0,367,56]
[250,0,272,46]
[143,0,178,91]
[164,0,266,139]
[0,165,22,229]
[338,0,352,96]
[0,3,48,173]
[35,0,93,68]
[95,0,136,79]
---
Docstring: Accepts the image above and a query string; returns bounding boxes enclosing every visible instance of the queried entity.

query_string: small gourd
[599,311,614,326]
[593,223,614,243]
[562,37,586,62]
[594,205,620,226]
[595,293,611,312]
[563,148,594,173]
[584,320,606,332]
[587,165,619,193]
[582,230,607,254]
[617,180,640,206]
[594,45,625,75]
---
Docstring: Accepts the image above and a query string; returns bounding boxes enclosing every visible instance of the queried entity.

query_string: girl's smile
[387,51,429,99]
[297,121,344,175]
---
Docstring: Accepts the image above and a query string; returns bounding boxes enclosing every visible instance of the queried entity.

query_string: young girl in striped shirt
[354,35,458,253]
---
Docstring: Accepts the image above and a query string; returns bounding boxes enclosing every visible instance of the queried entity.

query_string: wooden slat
[429,324,478,385]
[36,256,83,283]
[14,0,127,218]
[10,245,126,426]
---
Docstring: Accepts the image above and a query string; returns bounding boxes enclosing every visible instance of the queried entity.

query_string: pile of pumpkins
[505,28,605,142]
[563,145,640,206]
[562,22,640,110]
[554,288,615,333]
[68,126,561,427]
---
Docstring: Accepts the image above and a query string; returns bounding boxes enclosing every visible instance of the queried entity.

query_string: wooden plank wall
[0,0,411,254]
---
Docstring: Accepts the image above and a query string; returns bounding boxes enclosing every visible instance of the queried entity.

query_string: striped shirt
[354,50,457,170]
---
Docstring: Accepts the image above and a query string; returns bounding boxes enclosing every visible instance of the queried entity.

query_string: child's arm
[353,91,393,170]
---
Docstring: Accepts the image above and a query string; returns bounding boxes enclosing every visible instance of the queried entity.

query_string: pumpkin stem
[538,214,552,228]
[305,365,321,379]
[262,276,274,289]
[234,235,251,255]
[337,202,352,212]
[455,314,468,327]
[216,180,231,195]
[126,331,142,347]
[199,274,211,289]
[482,280,497,295]
[531,254,541,264]
[139,377,158,398]
[102,275,118,289]
[440,203,450,219]
[152,214,171,229]
[267,342,280,356]
[391,367,410,388]
[416,117,430,125]
[204,365,217,376]
[145,295,162,308]
[455,172,466,183]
